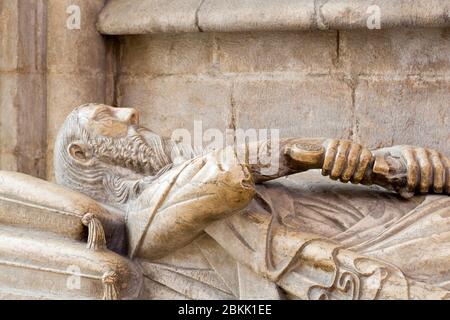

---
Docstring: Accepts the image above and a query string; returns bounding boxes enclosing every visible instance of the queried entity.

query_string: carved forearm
[167,136,449,197]
[284,138,374,183]
[244,138,369,183]
[240,138,327,182]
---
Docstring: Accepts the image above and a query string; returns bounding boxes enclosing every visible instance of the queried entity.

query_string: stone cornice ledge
[97,0,450,35]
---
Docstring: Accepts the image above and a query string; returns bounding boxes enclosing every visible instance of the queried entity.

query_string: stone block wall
[115,28,450,153]
[0,0,112,179]
[0,0,47,176]
[46,0,112,178]
[1,0,449,181]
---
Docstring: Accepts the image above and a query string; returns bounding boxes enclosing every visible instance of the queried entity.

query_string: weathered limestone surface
[47,0,113,179]
[120,33,213,76]
[97,0,450,34]
[119,76,231,138]
[97,0,204,34]
[197,0,316,33]
[355,79,450,151]
[46,0,110,179]
[232,78,354,139]
[0,1,19,72]
[0,0,112,180]
[0,73,19,173]
[116,29,450,153]
[321,0,450,29]
[215,31,337,73]
[340,29,450,76]
[0,0,47,177]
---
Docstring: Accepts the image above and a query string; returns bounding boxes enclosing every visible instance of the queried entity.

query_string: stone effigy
[0,103,449,299]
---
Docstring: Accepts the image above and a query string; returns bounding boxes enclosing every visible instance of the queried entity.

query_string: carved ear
[68,142,90,163]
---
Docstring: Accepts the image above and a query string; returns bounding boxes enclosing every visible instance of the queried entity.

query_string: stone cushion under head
[0,171,123,245]
[0,225,142,300]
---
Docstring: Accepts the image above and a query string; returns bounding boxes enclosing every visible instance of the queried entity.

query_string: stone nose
[114,108,139,125]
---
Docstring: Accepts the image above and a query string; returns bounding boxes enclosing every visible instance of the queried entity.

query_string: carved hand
[371,145,450,198]
[284,139,373,183]
[285,139,449,198]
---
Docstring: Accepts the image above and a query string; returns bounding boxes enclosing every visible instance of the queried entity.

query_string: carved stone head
[54,104,172,209]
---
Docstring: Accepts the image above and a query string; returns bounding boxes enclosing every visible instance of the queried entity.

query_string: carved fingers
[321,139,372,184]
[429,150,445,194]
[400,146,449,195]
[444,156,450,194]
[402,147,420,193]
[322,139,339,177]
[340,143,362,182]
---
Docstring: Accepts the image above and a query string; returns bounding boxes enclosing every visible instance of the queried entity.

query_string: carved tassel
[81,213,106,250]
[102,271,119,300]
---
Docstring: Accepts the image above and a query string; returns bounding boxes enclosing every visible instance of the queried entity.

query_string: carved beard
[88,126,172,177]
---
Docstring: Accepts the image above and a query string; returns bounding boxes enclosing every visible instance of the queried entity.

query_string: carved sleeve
[126,146,255,260]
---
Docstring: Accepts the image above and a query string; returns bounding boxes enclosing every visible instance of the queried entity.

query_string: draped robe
[125,149,450,300]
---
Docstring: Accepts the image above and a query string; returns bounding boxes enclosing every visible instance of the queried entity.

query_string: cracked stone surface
[97,0,450,34]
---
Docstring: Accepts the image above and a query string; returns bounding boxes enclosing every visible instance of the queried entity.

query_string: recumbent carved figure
[46,103,450,299]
